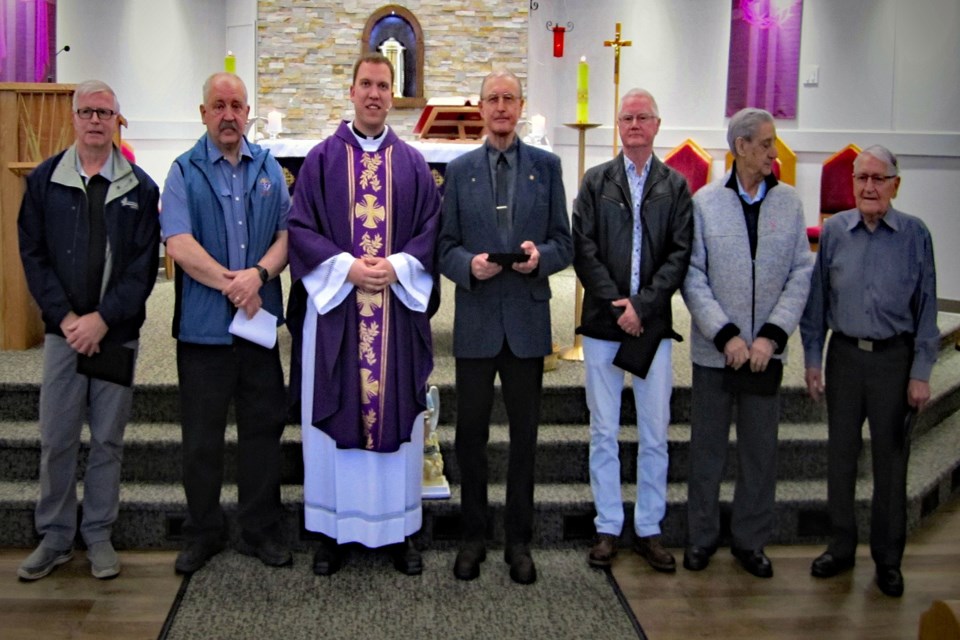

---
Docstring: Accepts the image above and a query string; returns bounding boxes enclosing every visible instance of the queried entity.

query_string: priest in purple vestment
[287,53,441,577]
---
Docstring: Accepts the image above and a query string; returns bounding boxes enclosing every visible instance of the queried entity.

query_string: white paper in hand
[228,308,278,349]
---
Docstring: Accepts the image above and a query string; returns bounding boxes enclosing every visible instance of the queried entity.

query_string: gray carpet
[160,549,643,640]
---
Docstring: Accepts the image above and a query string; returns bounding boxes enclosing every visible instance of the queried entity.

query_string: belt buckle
[857,338,874,352]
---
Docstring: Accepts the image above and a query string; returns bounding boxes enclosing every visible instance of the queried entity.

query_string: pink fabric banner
[725,0,803,119]
[0,0,56,82]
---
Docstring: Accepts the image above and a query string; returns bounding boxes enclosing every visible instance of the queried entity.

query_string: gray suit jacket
[438,141,572,359]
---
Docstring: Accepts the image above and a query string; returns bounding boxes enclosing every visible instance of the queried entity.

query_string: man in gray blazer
[438,69,572,585]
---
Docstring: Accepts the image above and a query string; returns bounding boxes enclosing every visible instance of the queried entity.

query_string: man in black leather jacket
[572,88,693,573]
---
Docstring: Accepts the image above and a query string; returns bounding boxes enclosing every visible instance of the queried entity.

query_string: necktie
[496,153,511,245]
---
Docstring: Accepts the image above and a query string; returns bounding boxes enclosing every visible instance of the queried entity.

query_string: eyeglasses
[618,113,658,125]
[853,174,897,186]
[483,93,518,107]
[76,108,116,120]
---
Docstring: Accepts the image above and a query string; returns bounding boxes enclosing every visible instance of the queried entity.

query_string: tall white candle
[266,110,283,136]
[531,114,546,138]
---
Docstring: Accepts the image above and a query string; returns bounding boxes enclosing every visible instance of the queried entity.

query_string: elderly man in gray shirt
[800,144,938,598]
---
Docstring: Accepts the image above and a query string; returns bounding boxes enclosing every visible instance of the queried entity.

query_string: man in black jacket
[17,80,160,581]
[573,88,693,572]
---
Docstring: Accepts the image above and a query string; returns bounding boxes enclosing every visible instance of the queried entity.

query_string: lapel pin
[529,175,535,181]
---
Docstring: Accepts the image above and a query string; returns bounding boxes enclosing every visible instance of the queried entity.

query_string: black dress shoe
[312,536,342,576]
[876,566,904,597]
[504,544,537,585]
[810,551,855,578]
[683,545,716,572]
[390,537,422,576]
[731,547,773,578]
[175,538,225,575]
[237,530,293,568]
[453,542,486,581]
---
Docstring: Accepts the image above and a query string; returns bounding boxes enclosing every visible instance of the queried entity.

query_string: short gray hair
[855,145,899,177]
[727,107,774,155]
[202,72,248,104]
[620,88,659,117]
[72,79,119,112]
[480,69,523,100]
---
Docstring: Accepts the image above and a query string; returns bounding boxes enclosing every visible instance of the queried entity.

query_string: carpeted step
[0,380,824,425]
[0,302,956,553]
[0,476,913,550]
[1,405,955,550]
[0,420,861,486]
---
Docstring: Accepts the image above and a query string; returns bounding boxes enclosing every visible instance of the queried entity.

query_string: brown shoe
[634,535,676,573]
[588,533,619,568]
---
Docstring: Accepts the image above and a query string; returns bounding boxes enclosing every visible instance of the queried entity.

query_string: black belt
[832,332,912,353]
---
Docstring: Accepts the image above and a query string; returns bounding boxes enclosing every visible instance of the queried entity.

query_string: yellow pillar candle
[576,56,589,124]
[224,51,236,73]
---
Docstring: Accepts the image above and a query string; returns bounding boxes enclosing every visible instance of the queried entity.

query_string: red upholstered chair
[664,138,712,194]
[819,144,860,224]
[809,143,861,251]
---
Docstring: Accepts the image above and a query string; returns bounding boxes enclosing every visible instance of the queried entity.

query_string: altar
[258,137,551,195]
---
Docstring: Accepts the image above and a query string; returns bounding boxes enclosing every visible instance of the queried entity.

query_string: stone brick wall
[257,1,528,139]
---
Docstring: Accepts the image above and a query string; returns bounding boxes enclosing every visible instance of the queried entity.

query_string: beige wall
[257,0,528,138]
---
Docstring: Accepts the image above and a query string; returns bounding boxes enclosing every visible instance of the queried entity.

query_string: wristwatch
[255,264,269,285]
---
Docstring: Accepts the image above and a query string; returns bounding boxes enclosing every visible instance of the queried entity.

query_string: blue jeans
[583,336,672,538]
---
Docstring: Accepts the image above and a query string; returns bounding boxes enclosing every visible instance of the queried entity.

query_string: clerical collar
[352,123,385,140]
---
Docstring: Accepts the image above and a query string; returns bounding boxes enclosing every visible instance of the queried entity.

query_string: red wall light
[553,26,566,57]
[546,22,574,58]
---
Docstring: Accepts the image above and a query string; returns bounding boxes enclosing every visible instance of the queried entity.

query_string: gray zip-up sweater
[682,170,814,369]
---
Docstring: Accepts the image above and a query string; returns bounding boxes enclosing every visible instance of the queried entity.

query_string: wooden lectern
[0,83,76,350]
[413,99,484,140]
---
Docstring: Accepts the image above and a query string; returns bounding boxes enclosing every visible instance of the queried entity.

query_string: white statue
[378,37,406,98]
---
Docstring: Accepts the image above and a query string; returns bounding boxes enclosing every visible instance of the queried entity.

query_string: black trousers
[824,334,912,567]
[177,339,287,541]
[455,342,544,546]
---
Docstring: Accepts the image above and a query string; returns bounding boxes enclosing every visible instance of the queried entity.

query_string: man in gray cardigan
[681,108,813,578]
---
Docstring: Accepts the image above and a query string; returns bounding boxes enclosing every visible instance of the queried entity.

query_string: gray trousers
[35,335,136,550]
[687,364,780,551]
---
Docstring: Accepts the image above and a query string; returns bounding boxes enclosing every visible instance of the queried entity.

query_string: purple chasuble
[287,121,441,453]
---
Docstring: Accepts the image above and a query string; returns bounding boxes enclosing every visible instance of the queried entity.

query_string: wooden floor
[0,550,181,640]
[0,495,957,639]
[613,492,960,639]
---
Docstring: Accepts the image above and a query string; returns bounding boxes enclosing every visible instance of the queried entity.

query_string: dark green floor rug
[159,549,644,639]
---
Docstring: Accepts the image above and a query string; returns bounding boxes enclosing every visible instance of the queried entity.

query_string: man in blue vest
[161,72,291,574]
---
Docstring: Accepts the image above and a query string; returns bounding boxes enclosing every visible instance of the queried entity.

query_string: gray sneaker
[87,540,121,579]
[17,545,73,581]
